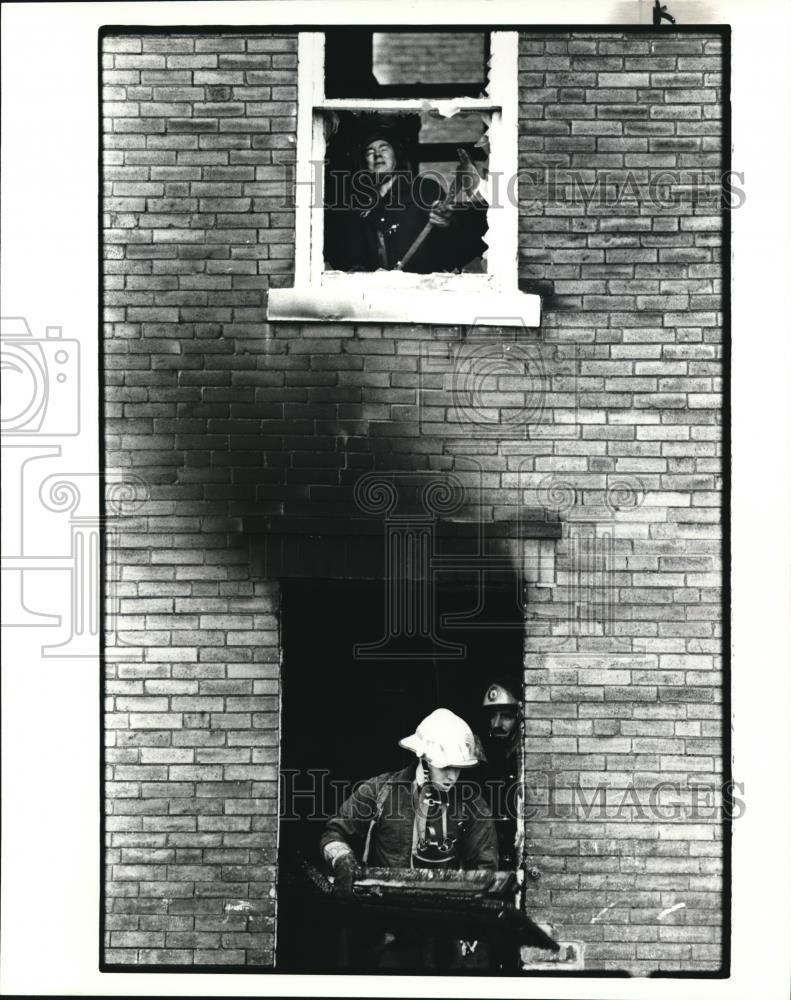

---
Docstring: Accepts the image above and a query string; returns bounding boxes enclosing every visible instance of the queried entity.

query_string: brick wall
[517,32,723,974]
[102,32,296,967]
[372,31,485,86]
[103,30,724,973]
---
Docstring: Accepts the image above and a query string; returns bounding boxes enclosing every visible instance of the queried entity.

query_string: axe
[395,148,484,271]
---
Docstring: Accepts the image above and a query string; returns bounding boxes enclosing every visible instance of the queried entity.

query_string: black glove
[333,853,362,899]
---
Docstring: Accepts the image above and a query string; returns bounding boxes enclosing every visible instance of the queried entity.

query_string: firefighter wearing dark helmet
[480,679,523,871]
[323,115,488,273]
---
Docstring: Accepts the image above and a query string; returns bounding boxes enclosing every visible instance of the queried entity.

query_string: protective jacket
[320,762,498,871]
[480,734,521,870]
[324,172,487,274]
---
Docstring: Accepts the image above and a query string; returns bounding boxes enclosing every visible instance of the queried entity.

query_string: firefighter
[323,116,488,273]
[320,708,497,970]
[480,679,523,871]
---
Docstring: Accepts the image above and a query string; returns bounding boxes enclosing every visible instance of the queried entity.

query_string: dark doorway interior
[276,578,523,972]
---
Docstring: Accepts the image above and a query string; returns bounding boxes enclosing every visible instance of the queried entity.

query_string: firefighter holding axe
[324,116,489,274]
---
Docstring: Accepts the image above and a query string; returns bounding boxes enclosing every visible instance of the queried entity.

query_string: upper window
[293,30,519,294]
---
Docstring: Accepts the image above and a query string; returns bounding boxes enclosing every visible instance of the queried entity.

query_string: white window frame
[268,30,540,326]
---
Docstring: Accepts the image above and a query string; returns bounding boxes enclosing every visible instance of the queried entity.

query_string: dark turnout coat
[320,762,499,871]
[324,172,488,274]
[479,735,520,870]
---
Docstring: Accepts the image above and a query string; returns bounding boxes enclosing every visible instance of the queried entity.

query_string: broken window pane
[418,109,489,193]
[322,111,490,275]
[324,29,489,98]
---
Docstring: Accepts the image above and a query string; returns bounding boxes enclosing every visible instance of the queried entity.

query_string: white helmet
[398,708,480,769]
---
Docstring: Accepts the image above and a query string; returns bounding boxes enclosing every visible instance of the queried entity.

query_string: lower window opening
[276,578,526,973]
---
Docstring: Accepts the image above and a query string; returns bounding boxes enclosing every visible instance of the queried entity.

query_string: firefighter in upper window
[324,117,488,274]
[479,679,523,871]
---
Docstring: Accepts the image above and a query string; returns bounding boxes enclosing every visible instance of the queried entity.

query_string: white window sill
[266,286,541,327]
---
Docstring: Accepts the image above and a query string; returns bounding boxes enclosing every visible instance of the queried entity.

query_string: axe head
[453,147,486,204]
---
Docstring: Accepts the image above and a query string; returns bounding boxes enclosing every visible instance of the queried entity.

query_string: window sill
[266,286,541,327]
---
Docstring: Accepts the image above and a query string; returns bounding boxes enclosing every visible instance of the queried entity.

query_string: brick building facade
[102,29,725,974]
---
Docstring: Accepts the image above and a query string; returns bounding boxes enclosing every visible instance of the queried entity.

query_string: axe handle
[395,166,462,271]
[395,220,434,271]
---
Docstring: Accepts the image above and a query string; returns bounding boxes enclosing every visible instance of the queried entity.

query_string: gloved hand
[428,200,453,228]
[333,853,362,899]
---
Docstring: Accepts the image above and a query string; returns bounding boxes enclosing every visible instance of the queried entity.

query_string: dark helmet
[482,680,521,710]
[355,113,417,172]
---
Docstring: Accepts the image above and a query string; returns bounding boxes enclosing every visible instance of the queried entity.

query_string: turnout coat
[320,762,499,871]
[324,172,488,274]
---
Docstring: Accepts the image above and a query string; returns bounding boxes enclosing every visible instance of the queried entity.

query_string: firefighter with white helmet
[322,708,496,883]
[321,707,497,965]
[398,707,481,770]
[319,707,498,967]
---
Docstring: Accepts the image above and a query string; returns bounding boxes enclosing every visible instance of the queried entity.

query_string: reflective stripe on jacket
[320,762,499,871]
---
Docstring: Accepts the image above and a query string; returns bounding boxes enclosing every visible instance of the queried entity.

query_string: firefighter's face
[488,708,518,739]
[426,762,461,791]
[365,138,396,176]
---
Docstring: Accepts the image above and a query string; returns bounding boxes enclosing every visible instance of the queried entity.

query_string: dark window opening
[276,578,524,973]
